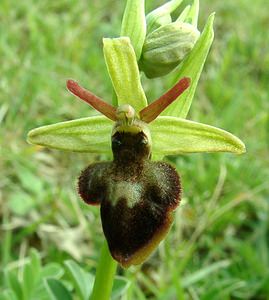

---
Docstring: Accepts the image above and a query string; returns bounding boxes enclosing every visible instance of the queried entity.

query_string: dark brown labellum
[78,131,181,267]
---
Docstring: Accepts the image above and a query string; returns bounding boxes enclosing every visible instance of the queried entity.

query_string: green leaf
[162,13,215,118]
[64,260,94,300]
[30,249,41,276]
[150,116,246,155]
[45,279,73,300]
[182,260,230,287]
[121,0,146,59]
[34,261,64,300]
[112,276,131,300]
[22,264,34,300]
[8,192,35,216]
[146,0,183,33]
[27,116,112,153]
[103,37,147,111]
[41,263,65,279]
[6,271,23,300]
[22,250,41,300]
[17,166,43,195]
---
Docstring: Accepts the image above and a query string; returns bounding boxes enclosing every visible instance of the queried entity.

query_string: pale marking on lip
[108,181,143,208]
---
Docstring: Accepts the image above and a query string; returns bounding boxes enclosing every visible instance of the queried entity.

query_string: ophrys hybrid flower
[27,38,245,267]
[67,77,189,267]
[27,6,245,268]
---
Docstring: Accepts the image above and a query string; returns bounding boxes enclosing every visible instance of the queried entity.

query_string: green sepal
[176,5,191,22]
[27,116,113,153]
[146,0,183,33]
[103,37,147,111]
[185,0,199,27]
[120,0,146,60]
[149,116,246,155]
[162,13,215,118]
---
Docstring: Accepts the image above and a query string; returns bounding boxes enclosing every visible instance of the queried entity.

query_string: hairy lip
[121,149,134,155]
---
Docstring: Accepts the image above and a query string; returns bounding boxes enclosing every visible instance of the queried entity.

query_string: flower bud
[139,21,200,78]
[146,0,183,33]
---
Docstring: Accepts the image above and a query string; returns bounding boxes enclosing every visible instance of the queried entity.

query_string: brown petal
[139,77,191,123]
[67,80,117,121]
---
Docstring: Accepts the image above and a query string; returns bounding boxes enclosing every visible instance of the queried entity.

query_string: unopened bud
[139,22,200,78]
[146,0,183,33]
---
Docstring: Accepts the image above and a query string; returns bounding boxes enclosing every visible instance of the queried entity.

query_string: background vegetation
[1,0,268,299]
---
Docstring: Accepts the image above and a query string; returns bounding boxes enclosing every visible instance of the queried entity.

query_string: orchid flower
[27,1,245,270]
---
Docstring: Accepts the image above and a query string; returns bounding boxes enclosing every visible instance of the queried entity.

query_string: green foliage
[1,0,268,299]
[112,277,131,299]
[64,260,94,300]
[45,279,73,300]
[1,250,128,300]
[2,249,65,300]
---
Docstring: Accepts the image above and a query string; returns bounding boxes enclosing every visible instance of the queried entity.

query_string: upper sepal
[103,37,147,111]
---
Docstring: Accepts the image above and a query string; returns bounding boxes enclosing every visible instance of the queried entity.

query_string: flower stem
[90,241,117,300]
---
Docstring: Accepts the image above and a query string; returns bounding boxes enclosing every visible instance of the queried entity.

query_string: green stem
[90,241,117,300]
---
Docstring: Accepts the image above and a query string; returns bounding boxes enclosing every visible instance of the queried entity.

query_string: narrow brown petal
[67,80,117,121]
[139,77,191,123]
